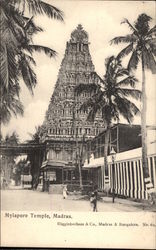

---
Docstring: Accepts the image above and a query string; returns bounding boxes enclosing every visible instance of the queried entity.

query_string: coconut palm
[75,56,141,177]
[0,0,64,124]
[110,13,156,180]
[0,84,23,125]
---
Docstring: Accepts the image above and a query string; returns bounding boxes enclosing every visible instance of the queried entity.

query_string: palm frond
[80,98,96,112]
[0,91,24,124]
[143,46,156,74]
[94,72,105,85]
[117,75,138,88]
[128,50,140,71]
[24,53,36,65]
[146,38,156,56]
[4,7,26,44]
[87,105,101,122]
[116,43,133,60]
[24,17,44,34]
[115,68,129,77]
[115,96,140,123]
[19,53,37,94]
[10,98,24,116]
[27,44,57,58]
[74,83,98,96]
[121,18,138,34]
[117,88,142,100]
[150,44,156,56]
[1,2,26,35]
[24,0,64,21]
[0,43,19,90]
[146,25,156,37]
[0,7,21,49]
[110,34,137,45]
[101,105,115,123]
[79,96,102,122]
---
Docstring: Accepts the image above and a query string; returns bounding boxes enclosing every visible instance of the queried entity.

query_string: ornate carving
[70,24,88,44]
[41,25,105,143]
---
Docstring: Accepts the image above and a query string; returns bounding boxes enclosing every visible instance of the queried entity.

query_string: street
[1,188,155,212]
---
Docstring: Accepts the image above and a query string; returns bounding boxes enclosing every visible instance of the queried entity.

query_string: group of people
[62,184,98,212]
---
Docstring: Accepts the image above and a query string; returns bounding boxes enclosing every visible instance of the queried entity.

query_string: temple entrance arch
[0,143,45,189]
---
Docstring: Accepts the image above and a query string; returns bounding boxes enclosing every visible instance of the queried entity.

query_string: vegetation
[0,0,64,124]
[75,56,141,179]
[0,132,19,184]
[111,13,156,178]
[13,158,30,186]
[27,126,44,189]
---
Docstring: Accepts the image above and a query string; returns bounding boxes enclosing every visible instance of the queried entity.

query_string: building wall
[47,148,72,162]
[86,124,141,161]
[84,141,156,199]
[107,143,156,200]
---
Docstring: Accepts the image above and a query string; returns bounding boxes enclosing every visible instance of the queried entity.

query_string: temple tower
[40,25,104,186]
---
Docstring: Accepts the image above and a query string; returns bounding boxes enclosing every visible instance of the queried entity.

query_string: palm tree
[75,56,141,185]
[0,83,23,125]
[0,0,64,124]
[110,13,156,181]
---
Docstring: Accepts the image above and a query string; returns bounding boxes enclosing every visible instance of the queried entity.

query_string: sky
[1,0,156,142]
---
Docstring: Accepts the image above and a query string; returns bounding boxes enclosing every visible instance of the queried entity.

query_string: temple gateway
[39,24,105,190]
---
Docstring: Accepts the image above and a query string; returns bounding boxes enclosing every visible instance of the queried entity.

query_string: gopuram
[39,25,105,189]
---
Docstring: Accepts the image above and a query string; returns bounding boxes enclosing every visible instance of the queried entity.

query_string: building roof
[41,160,68,169]
[83,142,156,169]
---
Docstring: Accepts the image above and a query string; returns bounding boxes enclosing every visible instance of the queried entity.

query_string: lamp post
[110,147,116,203]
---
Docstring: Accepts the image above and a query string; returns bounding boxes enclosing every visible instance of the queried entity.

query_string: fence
[108,144,156,200]
[84,143,156,200]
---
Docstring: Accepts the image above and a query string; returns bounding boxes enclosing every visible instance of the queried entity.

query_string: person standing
[90,186,98,212]
[63,185,68,199]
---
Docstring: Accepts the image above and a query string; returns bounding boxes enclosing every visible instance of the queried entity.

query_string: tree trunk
[29,151,43,190]
[141,54,149,178]
[103,126,110,191]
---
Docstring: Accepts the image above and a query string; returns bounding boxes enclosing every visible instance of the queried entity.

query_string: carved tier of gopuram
[39,25,105,190]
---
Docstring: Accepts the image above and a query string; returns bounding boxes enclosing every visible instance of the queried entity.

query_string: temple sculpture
[39,25,105,187]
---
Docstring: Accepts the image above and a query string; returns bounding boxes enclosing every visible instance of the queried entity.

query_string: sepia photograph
[0,0,156,248]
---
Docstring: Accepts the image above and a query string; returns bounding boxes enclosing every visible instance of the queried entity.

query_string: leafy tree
[0,84,23,125]
[4,131,19,145]
[27,126,44,189]
[75,56,141,182]
[1,132,19,183]
[110,13,156,179]
[0,0,64,124]
[13,158,31,186]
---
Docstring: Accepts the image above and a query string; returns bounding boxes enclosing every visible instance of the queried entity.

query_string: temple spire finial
[70,24,88,43]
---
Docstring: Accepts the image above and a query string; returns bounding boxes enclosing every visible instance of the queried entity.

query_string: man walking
[90,185,98,212]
